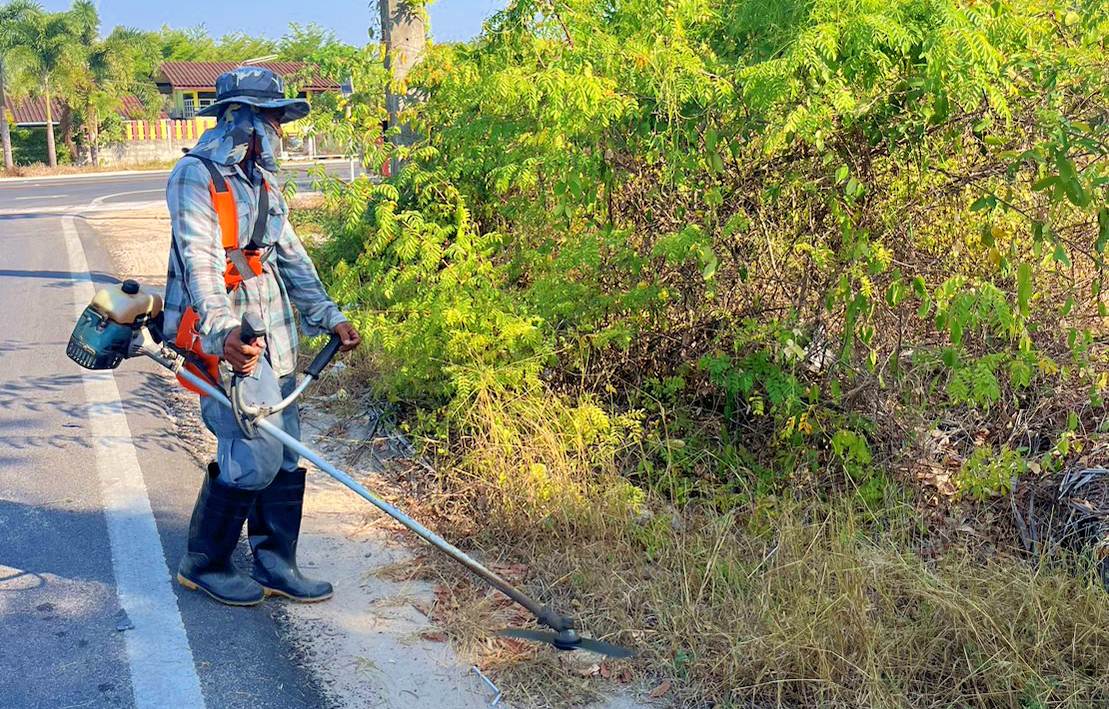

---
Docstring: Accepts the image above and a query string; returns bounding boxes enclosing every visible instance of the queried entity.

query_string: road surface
[0,160,360,214]
[0,165,345,709]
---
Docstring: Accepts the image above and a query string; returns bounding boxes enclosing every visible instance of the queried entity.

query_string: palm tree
[0,1,40,171]
[11,6,78,167]
[77,28,151,165]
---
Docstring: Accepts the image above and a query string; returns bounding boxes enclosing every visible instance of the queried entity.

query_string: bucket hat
[197,66,310,122]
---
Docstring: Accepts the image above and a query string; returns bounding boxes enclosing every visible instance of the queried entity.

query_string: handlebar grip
[304,334,342,378]
[240,313,266,345]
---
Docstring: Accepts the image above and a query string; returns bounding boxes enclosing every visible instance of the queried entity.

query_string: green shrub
[9,126,72,166]
[955,445,1028,501]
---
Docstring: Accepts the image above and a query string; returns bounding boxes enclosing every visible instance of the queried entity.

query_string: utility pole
[378,0,426,176]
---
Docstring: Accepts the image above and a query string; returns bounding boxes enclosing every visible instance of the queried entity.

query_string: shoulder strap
[185,154,238,252]
[249,178,269,250]
[185,153,271,252]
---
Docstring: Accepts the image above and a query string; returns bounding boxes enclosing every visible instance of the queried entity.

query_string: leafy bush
[305,0,1108,704]
[956,445,1027,500]
[9,126,72,165]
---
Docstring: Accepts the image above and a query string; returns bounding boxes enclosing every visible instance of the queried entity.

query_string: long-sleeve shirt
[162,156,347,378]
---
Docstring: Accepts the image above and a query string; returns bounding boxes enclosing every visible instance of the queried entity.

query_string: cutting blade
[498,628,636,658]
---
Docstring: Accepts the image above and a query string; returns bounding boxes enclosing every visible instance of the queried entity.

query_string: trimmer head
[498,628,635,658]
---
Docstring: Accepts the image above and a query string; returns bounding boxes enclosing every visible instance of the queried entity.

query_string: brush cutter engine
[65,279,635,660]
[66,279,162,370]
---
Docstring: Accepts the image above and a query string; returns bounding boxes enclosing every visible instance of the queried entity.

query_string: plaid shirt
[163,157,346,378]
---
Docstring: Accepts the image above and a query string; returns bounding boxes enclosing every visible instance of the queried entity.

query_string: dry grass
[427,498,1109,708]
[387,388,1109,708]
[0,160,176,177]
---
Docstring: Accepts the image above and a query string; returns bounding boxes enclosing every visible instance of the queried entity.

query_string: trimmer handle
[304,334,342,379]
[240,313,266,346]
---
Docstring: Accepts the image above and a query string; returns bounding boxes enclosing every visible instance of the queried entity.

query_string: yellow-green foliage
[311,0,1106,465]
[305,2,1109,703]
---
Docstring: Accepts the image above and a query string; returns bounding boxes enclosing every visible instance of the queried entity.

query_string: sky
[37,1,508,45]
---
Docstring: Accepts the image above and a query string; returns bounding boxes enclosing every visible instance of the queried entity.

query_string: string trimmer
[66,279,634,659]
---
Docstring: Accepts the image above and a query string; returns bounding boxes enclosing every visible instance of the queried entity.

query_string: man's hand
[224,326,265,375]
[334,322,361,352]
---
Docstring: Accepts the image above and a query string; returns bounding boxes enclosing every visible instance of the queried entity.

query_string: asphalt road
[0,165,345,708]
[0,160,360,214]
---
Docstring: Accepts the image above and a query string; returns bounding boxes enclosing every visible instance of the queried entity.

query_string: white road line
[14,194,64,200]
[60,211,205,709]
[0,200,165,216]
[90,188,164,207]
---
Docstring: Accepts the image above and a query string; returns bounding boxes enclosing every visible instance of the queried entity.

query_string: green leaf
[981,223,995,246]
[1060,296,1074,317]
[1031,175,1057,192]
[710,151,724,173]
[1062,177,1089,207]
[1097,207,1109,254]
[705,128,718,152]
[911,275,927,298]
[970,195,996,212]
[1009,357,1032,388]
[1053,244,1071,267]
[1016,263,1032,318]
[834,165,849,183]
[1032,221,1045,242]
[702,256,718,281]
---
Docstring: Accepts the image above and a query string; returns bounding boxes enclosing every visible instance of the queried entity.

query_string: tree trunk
[379,0,426,176]
[43,79,57,168]
[60,104,76,162]
[88,104,99,166]
[0,57,13,171]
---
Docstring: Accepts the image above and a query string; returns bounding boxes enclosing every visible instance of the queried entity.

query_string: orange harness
[173,156,271,395]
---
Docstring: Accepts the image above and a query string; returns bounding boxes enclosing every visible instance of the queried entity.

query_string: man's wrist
[326,312,349,331]
[203,321,239,357]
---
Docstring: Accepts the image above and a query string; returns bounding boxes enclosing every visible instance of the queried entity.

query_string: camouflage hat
[197,66,310,122]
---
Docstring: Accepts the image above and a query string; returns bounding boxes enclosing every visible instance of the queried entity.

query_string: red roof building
[4,95,160,127]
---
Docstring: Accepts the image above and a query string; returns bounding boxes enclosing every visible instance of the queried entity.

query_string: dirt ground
[90,204,647,709]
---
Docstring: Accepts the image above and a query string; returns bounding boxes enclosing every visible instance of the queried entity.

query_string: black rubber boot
[177,463,264,606]
[248,467,333,602]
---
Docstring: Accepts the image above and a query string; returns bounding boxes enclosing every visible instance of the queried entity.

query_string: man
[163,67,361,606]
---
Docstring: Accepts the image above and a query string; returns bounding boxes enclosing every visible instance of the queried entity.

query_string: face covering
[188,103,280,173]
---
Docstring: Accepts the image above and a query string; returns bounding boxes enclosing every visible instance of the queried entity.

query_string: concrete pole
[378,0,426,176]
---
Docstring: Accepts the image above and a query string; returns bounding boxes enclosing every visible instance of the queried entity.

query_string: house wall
[98,117,218,167]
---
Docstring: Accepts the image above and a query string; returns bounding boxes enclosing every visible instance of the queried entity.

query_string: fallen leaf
[576,662,601,677]
[419,630,448,642]
[648,681,672,699]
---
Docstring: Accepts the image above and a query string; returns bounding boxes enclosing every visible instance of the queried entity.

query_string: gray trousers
[199,358,300,490]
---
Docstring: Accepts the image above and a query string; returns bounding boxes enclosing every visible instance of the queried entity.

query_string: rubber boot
[248,467,333,602]
[177,463,264,606]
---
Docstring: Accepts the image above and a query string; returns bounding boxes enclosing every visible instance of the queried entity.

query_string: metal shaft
[142,347,568,632]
